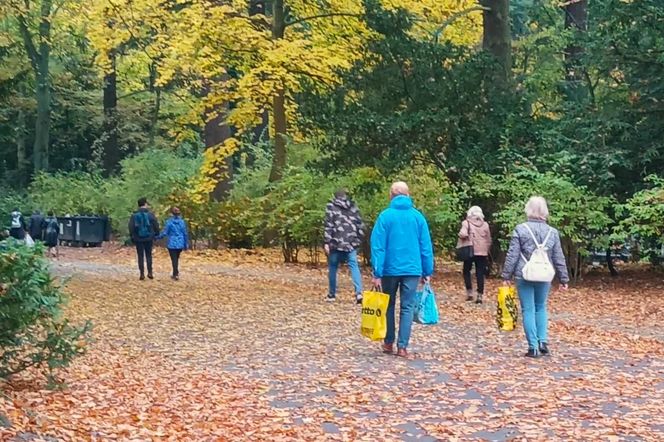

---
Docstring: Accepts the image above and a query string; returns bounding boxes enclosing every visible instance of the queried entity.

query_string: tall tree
[563,0,588,101]
[6,0,54,171]
[102,49,120,173]
[480,0,512,84]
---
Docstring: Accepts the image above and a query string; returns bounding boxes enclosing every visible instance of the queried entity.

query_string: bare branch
[432,6,489,43]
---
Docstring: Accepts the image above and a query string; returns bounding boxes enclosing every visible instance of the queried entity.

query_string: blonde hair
[390,181,410,199]
[467,206,484,220]
[525,196,549,220]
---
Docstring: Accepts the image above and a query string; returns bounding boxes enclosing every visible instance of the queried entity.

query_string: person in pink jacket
[458,206,492,304]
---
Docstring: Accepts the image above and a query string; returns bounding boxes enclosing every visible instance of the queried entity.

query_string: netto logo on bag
[362,307,382,317]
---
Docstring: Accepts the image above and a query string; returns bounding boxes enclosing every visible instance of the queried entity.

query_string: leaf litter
[1,247,663,441]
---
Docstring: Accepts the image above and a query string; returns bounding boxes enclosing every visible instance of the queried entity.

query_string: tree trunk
[480,0,512,85]
[148,88,161,147]
[16,107,28,186]
[33,61,51,172]
[102,51,120,174]
[606,248,618,277]
[204,100,233,201]
[268,0,288,183]
[34,0,53,172]
[563,0,588,101]
[16,0,52,172]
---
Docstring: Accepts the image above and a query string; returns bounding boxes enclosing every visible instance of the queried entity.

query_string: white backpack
[11,212,22,229]
[521,224,556,282]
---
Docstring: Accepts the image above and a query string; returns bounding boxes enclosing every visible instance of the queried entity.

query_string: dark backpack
[134,211,152,239]
[46,218,59,234]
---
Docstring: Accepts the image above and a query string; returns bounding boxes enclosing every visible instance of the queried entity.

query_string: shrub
[616,175,664,264]
[0,241,90,384]
[30,171,112,216]
[262,167,340,263]
[472,168,613,279]
[29,150,201,238]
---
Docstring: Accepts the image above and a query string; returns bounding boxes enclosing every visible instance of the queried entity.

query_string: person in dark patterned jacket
[324,190,365,303]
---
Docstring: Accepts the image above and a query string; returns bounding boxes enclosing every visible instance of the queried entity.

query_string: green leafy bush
[472,168,613,278]
[29,150,201,237]
[0,241,90,383]
[616,175,664,264]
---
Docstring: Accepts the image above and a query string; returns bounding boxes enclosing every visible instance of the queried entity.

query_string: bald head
[390,181,409,199]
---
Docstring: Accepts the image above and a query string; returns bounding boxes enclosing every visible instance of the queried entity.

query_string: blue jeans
[328,250,362,297]
[516,279,552,350]
[382,276,420,349]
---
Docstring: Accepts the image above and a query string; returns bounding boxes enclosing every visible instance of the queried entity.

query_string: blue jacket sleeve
[370,213,387,278]
[157,219,170,240]
[183,222,190,250]
[418,214,434,277]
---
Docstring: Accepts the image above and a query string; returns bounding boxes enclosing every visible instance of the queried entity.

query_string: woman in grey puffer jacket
[502,196,569,358]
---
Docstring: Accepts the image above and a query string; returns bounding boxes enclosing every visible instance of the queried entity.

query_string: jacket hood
[170,216,185,225]
[332,197,353,210]
[467,216,485,227]
[390,195,413,210]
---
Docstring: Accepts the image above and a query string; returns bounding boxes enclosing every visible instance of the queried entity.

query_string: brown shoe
[382,343,394,354]
[396,348,414,359]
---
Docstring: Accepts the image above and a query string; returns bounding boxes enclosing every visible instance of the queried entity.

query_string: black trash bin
[58,217,76,245]
[74,216,107,247]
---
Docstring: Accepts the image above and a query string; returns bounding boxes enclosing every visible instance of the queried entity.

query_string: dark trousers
[463,255,488,294]
[168,248,182,276]
[9,228,24,240]
[135,241,153,276]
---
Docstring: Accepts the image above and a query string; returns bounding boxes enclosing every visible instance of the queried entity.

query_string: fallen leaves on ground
[1,247,663,441]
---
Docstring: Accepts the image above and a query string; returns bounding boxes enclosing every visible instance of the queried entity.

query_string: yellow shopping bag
[361,290,390,341]
[496,286,519,331]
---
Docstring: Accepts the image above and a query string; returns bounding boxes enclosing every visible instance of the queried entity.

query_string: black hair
[137,197,147,207]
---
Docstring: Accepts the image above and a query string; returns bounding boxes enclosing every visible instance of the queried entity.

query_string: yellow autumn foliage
[85,0,482,199]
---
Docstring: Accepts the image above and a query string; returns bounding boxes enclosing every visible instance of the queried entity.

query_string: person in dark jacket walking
[157,207,189,280]
[43,211,60,258]
[371,182,434,359]
[9,208,26,240]
[502,196,569,358]
[29,210,45,241]
[128,197,160,280]
[324,190,365,303]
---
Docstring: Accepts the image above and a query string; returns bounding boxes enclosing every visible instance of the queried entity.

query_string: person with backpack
[502,196,569,358]
[28,210,45,241]
[128,197,160,280]
[324,189,366,303]
[157,207,189,281]
[457,206,492,304]
[43,211,60,258]
[9,208,26,240]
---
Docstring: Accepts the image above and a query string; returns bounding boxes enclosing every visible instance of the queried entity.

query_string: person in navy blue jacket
[370,181,434,359]
[157,207,189,280]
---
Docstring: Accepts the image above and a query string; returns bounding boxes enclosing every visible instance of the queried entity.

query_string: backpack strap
[520,223,553,263]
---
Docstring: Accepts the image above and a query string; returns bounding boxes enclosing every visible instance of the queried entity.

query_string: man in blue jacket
[371,182,434,358]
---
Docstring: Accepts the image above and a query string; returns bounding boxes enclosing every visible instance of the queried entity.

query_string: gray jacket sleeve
[324,204,334,245]
[551,231,570,284]
[501,229,521,281]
